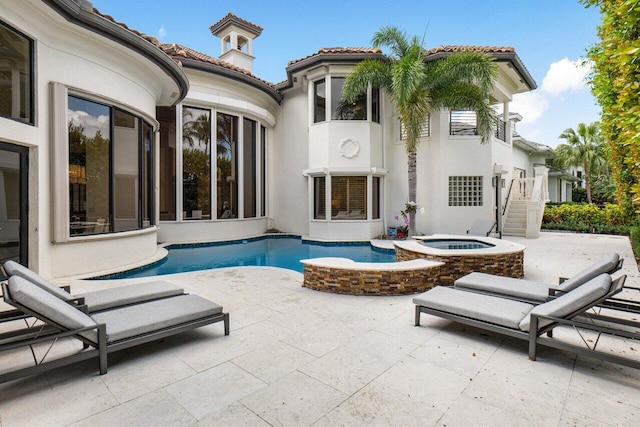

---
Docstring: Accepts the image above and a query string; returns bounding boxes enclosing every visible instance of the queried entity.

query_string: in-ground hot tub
[394,234,525,285]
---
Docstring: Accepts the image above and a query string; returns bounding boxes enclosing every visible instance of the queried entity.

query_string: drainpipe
[493,164,508,238]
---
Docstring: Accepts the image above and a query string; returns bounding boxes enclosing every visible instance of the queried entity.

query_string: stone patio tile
[559,409,616,427]
[460,367,566,426]
[196,402,270,426]
[232,341,317,384]
[410,334,495,377]
[0,368,118,426]
[435,394,543,427]
[165,362,266,421]
[314,380,445,426]
[563,384,640,425]
[71,389,195,426]
[300,331,416,395]
[169,320,287,372]
[373,356,472,407]
[98,342,197,403]
[240,371,347,427]
[570,357,640,409]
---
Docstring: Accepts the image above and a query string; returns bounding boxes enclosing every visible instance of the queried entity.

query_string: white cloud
[157,25,167,39]
[540,58,591,96]
[510,91,548,124]
[69,110,110,138]
[510,58,591,126]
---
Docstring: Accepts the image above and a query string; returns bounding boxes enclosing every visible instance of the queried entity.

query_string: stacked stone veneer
[302,264,442,295]
[395,247,524,285]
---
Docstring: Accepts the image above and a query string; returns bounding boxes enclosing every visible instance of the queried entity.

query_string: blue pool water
[97,236,395,279]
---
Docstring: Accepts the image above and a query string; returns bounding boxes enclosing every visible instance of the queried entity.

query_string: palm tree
[555,122,607,204]
[342,27,498,236]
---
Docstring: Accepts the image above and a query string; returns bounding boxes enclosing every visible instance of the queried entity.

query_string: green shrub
[630,226,640,257]
[542,202,638,234]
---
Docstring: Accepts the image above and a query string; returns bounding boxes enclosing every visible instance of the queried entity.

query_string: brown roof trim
[424,45,537,91]
[210,12,263,37]
[278,47,385,91]
[42,0,189,105]
[162,43,282,103]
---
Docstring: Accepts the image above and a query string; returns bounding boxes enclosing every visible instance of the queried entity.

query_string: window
[372,177,381,219]
[217,112,238,219]
[182,107,211,220]
[0,21,33,124]
[243,117,257,218]
[450,110,478,135]
[314,79,326,123]
[400,116,430,140]
[157,106,176,220]
[371,87,380,123]
[448,176,483,206]
[67,95,154,236]
[260,126,266,217]
[331,176,367,219]
[314,177,326,219]
[331,77,367,120]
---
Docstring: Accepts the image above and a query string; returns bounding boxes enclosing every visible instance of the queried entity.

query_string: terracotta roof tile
[210,12,263,36]
[425,45,515,56]
[92,8,163,48]
[287,47,383,66]
[160,43,277,89]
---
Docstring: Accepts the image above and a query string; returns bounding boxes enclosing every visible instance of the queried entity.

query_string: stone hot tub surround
[300,257,444,295]
[394,235,525,285]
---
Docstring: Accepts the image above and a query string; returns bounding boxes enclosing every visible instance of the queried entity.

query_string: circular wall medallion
[338,138,360,159]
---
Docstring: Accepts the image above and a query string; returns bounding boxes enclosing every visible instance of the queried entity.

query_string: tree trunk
[408,147,417,236]
[583,163,592,203]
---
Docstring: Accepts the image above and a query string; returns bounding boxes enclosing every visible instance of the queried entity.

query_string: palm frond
[342,59,391,103]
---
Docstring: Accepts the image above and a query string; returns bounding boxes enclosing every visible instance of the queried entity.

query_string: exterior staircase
[501,166,549,238]
[503,200,527,237]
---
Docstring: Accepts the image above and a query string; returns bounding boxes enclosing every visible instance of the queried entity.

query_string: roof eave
[43,0,189,105]
[425,51,537,91]
[278,52,387,91]
[179,58,282,103]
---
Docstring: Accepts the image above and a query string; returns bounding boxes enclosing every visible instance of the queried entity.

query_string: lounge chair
[0,275,229,383]
[3,260,185,314]
[466,219,496,236]
[453,253,622,303]
[414,274,640,369]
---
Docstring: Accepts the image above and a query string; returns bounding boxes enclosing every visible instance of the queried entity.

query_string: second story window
[0,21,33,124]
[331,77,367,120]
[314,79,326,123]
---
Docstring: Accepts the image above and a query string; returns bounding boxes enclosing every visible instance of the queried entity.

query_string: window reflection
[0,21,33,124]
[331,77,367,120]
[68,96,110,235]
[182,107,211,220]
[217,112,238,219]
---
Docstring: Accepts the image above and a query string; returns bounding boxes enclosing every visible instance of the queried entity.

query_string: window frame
[0,20,35,125]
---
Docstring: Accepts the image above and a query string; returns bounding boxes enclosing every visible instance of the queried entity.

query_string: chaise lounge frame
[415,275,640,369]
[0,282,229,384]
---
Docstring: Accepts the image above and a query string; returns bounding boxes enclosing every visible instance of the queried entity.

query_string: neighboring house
[1,3,549,278]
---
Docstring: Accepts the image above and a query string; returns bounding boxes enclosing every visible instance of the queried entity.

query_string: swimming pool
[96,236,395,279]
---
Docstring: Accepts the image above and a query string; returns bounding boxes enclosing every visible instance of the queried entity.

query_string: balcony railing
[495,117,507,141]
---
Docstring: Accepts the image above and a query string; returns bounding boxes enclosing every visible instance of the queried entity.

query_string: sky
[91,0,602,148]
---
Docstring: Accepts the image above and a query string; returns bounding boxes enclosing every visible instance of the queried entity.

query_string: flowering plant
[393,201,420,237]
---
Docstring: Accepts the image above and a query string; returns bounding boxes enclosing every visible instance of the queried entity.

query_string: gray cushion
[558,253,619,292]
[78,281,184,312]
[4,261,73,301]
[413,286,534,329]
[7,276,98,343]
[454,272,551,302]
[91,295,223,343]
[519,273,612,332]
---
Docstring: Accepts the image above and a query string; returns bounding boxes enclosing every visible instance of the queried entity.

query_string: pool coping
[394,234,526,256]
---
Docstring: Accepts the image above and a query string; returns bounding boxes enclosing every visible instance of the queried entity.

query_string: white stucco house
[1,1,557,278]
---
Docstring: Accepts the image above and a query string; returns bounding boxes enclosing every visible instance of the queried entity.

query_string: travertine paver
[0,232,639,426]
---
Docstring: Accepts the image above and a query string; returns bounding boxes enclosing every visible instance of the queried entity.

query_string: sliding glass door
[0,142,28,266]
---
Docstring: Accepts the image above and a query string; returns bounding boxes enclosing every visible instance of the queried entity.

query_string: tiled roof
[160,43,277,89]
[425,45,515,56]
[210,12,263,36]
[287,47,383,66]
[92,8,163,48]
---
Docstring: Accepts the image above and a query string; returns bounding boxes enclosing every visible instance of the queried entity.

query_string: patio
[1,231,639,426]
